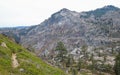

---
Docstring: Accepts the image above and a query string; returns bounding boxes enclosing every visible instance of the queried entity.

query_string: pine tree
[71,68,78,75]
[55,41,67,68]
[114,52,120,75]
[77,58,82,71]
[81,45,88,62]
[66,54,74,67]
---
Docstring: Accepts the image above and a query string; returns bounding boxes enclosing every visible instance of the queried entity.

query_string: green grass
[0,34,66,75]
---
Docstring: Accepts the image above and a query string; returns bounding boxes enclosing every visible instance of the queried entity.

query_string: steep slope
[21,5,120,55]
[0,34,66,75]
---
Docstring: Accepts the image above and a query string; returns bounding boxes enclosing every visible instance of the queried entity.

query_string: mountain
[0,5,120,73]
[82,5,120,18]
[0,34,66,75]
[0,5,120,60]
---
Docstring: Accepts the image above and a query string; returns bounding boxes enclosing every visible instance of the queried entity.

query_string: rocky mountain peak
[59,8,70,13]
[103,5,120,11]
[82,5,120,18]
[47,8,79,25]
[51,8,72,18]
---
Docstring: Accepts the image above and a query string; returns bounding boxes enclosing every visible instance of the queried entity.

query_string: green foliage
[55,41,67,56]
[81,45,88,63]
[55,41,67,68]
[77,58,82,71]
[66,54,74,67]
[114,53,120,75]
[81,45,88,57]
[71,68,78,75]
[0,34,66,75]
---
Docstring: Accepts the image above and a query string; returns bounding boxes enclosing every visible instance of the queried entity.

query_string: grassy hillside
[0,34,66,75]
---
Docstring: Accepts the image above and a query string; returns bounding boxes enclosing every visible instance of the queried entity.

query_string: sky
[0,0,120,27]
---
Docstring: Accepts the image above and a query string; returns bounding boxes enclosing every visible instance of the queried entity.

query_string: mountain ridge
[0,5,120,74]
[0,5,120,58]
[81,5,120,18]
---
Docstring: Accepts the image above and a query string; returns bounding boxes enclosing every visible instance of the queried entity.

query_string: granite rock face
[0,5,120,57]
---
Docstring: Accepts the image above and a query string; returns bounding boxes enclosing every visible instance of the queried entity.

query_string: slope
[20,5,120,56]
[0,34,66,75]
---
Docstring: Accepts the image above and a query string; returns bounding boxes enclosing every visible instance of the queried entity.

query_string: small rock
[19,68,24,72]
[1,42,7,48]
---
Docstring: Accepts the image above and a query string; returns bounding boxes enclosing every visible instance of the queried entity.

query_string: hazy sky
[0,0,120,27]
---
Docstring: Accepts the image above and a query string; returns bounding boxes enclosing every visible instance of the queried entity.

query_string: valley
[0,5,120,75]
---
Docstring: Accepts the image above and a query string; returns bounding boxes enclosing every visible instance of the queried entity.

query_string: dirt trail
[12,53,19,68]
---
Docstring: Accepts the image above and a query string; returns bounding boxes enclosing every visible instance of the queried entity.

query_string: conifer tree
[114,52,120,75]
[55,41,67,68]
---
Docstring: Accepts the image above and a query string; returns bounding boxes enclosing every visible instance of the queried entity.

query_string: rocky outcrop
[1,42,7,48]
[0,5,120,58]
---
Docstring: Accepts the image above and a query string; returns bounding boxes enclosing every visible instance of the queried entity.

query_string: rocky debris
[19,68,24,72]
[0,42,7,48]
